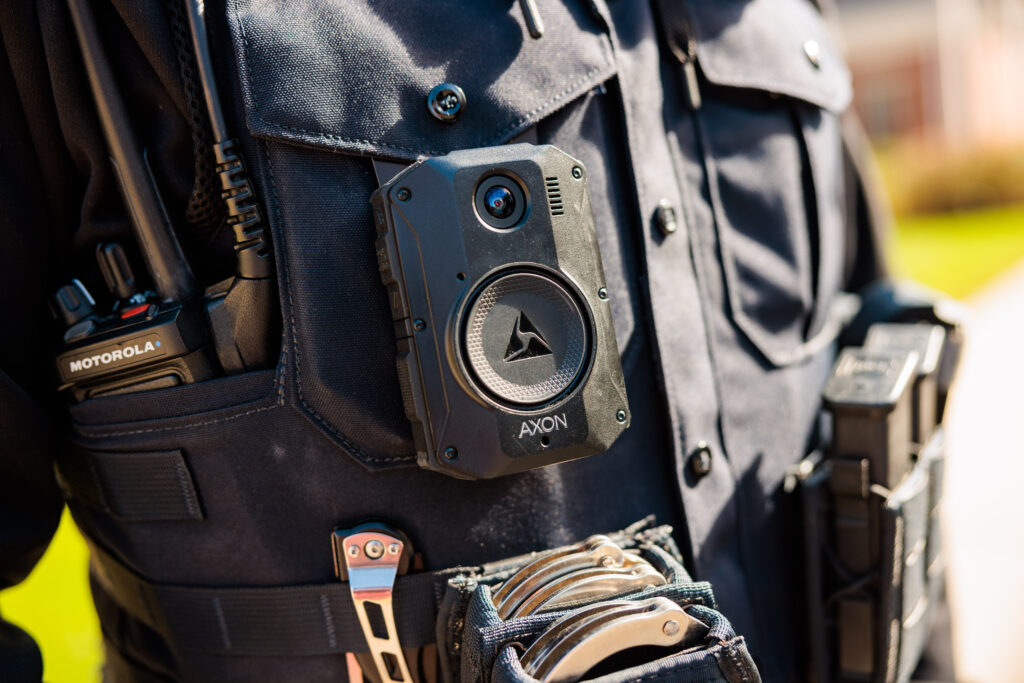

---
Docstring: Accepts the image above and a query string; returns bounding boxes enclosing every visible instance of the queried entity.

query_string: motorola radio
[55,0,276,401]
[372,144,629,479]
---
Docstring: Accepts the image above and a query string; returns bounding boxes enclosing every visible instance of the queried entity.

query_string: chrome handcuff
[492,535,707,682]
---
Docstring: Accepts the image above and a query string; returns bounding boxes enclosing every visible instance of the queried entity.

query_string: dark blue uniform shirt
[0,1,886,680]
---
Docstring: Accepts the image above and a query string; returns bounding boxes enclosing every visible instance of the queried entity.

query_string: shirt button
[804,40,822,69]
[689,441,713,479]
[427,83,466,122]
[654,199,678,236]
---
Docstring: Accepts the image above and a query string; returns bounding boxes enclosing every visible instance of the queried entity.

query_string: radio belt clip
[333,523,415,683]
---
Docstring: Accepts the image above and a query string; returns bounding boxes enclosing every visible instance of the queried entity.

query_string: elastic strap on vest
[57,447,204,522]
[88,542,460,656]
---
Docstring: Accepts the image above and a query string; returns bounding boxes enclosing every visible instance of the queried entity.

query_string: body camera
[372,144,629,479]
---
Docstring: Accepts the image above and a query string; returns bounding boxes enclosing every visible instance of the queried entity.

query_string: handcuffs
[494,535,707,682]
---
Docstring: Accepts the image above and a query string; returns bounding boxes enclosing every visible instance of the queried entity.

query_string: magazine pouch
[801,427,947,683]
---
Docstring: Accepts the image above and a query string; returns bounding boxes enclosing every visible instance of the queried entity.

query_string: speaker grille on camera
[545,177,564,216]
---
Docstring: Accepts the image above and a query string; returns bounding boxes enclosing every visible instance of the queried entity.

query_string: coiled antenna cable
[183,0,278,372]
[183,0,271,280]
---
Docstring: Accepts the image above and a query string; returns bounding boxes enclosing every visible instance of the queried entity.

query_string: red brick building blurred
[835,0,1024,146]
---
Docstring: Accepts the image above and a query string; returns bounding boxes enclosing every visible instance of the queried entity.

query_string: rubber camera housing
[372,144,629,479]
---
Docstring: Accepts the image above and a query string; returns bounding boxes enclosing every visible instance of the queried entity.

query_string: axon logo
[518,412,568,438]
[504,312,552,363]
[68,340,161,374]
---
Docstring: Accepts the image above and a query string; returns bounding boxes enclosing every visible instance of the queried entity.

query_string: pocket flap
[690,0,852,112]
[229,0,616,160]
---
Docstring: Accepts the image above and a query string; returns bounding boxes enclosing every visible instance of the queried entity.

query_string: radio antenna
[67,0,198,303]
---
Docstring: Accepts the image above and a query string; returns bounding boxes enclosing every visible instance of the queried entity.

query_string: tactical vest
[56,1,866,680]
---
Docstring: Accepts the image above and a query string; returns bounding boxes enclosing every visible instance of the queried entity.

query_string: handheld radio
[56,0,277,401]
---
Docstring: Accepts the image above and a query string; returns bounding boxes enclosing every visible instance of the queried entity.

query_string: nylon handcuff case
[438,522,760,683]
[372,144,629,479]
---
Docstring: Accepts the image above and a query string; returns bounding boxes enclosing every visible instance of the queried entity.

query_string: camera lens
[484,186,516,219]
[475,175,528,229]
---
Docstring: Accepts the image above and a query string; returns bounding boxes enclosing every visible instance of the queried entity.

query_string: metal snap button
[428,83,466,122]
[654,199,678,236]
[803,40,822,69]
[689,441,713,479]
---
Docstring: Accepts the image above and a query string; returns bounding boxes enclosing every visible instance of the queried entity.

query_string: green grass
[888,204,1024,300]
[0,205,1021,682]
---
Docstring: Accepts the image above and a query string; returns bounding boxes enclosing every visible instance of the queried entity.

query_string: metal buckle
[333,525,414,683]
[520,597,708,682]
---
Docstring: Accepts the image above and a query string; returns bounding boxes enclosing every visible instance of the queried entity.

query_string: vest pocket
[686,0,851,367]
[223,0,622,468]
[67,368,280,435]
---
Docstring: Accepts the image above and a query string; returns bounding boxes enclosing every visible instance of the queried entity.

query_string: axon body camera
[372,144,629,479]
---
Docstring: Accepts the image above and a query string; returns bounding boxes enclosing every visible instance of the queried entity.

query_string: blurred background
[836,1,1024,679]
[2,0,1023,680]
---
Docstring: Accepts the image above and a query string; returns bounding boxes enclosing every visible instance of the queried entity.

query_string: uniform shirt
[0,0,885,680]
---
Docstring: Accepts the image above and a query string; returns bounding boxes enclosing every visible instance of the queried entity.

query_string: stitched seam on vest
[236,2,614,156]
[320,594,337,650]
[172,458,199,519]
[721,641,753,683]
[72,370,285,437]
[260,140,411,464]
[236,0,406,463]
[73,400,280,438]
[601,12,687,413]
[250,61,612,155]
[212,597,232,650]
[481,39,614,146]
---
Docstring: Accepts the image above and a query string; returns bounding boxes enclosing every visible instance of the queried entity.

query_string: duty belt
[83,523,667,659]
[87,540,452,657]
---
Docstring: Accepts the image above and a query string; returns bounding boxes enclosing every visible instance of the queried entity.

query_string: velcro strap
[57,447,203,521]
[90,542,456,656]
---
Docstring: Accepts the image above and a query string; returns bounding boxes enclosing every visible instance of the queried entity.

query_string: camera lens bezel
[474,173,529,230]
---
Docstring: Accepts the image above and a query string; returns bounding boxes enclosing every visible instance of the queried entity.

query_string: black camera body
[372,144,629,479]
